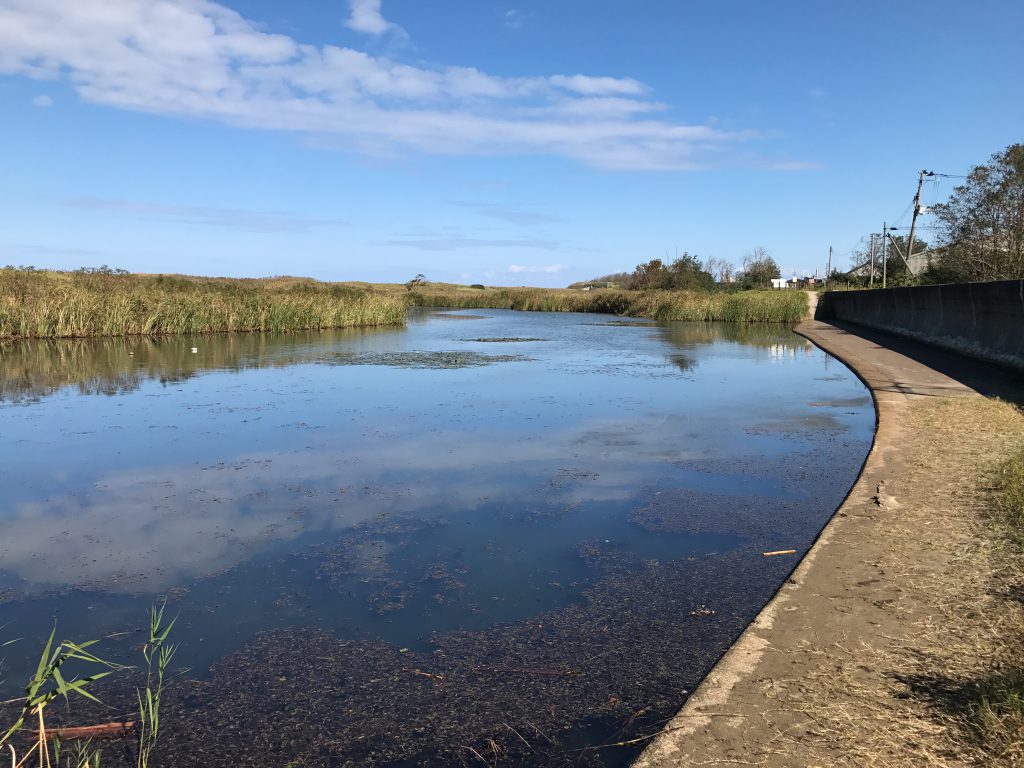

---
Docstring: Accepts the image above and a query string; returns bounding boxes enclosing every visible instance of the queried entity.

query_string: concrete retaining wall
[816,280,1024,372]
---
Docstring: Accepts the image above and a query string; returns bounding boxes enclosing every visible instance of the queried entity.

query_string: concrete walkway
[633,319,1023,767]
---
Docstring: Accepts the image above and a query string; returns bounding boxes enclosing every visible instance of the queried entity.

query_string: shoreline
[633,318,1024,767]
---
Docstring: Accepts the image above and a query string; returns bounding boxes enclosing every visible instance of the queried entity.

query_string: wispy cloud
[59,197,344,233]
[384,235,560,252]
[809,87,827,99]
[0,0,786,171]
[504,9,533,31]
[507,264,564,274]
[447,201,563,226]
[31,94,53,107]
[346,0,405,38]
[3,243,106,259]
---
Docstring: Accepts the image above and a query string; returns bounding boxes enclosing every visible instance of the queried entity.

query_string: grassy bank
[995,448,1024,549]
[0,268,809,340]
[969,444,1024,762]
[776,396,1024,767]
[408,285,808,323]
[0,269,406,339]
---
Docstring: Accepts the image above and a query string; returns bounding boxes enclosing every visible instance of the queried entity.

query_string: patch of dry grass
[994,449,1024,549]
[0,268,406,339]
[405,285,808,323]
[786,397,1024,767]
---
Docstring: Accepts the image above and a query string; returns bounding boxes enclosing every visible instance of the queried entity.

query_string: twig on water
[501,722,532,750]
[472,666,579,677]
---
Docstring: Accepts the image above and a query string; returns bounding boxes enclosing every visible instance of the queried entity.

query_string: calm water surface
[0,310,872,766]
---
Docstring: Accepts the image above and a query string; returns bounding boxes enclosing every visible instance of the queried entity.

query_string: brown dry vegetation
[0,269,406,339]
[405,284,808,323]
[777,397,1024,767]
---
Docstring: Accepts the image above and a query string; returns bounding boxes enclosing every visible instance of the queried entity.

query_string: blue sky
[1,1,1021,286]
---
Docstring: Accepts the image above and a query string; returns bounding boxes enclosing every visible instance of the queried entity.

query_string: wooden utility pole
[906,169,934,275]
[826,245,832,285]
[882,222,888,288]
[868,233,876,287]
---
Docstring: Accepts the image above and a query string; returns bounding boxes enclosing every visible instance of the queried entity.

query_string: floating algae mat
[0,308,873,766]
[328,349,530,368]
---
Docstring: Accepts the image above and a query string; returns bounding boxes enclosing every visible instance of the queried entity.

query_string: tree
[703,256,736,284]
[666,252,715,290]
[404,273,427,290]
[629,253,714,291]
[929,143,1024,282]
[738,247,781,289]
[630,258,670,290]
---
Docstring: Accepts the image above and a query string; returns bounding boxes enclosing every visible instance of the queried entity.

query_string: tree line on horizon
[571,247,784,292]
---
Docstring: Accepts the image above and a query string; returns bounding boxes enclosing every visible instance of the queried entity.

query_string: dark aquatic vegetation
[0,309,873,766]
[466,337,548,343]
[327,349,530,368]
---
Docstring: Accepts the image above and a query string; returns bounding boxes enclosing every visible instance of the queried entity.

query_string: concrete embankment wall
[816,280,1024,372]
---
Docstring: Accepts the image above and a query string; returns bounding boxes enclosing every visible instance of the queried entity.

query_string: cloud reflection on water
[0,313,867,597]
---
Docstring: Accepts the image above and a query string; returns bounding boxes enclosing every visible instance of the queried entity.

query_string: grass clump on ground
[964,445,1024,763]
[994,448,1024,549]
[0,268,406,339]
[408,284,807,323]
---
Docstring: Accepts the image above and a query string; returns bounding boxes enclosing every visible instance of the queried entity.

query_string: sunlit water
[0,309,873,765]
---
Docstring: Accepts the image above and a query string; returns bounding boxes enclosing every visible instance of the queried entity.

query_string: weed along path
[634,319,1024,768]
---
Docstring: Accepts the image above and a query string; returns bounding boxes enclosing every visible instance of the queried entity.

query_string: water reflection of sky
[0,310,873,686]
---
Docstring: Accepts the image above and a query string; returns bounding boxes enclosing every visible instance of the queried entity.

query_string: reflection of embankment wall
[817,280,1024,371]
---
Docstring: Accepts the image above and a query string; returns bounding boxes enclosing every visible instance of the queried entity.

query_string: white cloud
[809,87,827,99]
[385,235,559,251]
[508,263,564,274]
[346,0,404,37]
[0,0,778,171]
[58,196,343,232]
[447,200,563,226]
[31,94,53,107]
[504,9,531,30]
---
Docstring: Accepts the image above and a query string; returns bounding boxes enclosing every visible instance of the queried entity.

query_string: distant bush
[469,284,486,289]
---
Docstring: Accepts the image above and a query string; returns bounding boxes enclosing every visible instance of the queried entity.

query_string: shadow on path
[823,321,1024,404]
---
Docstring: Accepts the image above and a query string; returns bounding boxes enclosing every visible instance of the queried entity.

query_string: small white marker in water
[191,347,198,354]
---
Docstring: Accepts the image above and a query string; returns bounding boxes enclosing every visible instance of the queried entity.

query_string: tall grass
[0,269,406,340]
[1,606,178,768]
[408,285,808,323]
[994,448,1024,548]
[962,447,1024,763]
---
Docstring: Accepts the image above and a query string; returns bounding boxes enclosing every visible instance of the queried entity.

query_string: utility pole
[906,169,935,275]
[882,221,888,288]
[826,245,832,286]
[868,233,876,287]
[886,231,913,273]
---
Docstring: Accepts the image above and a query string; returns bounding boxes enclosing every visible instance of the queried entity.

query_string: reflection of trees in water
[0,322,812,403]
[0,327,393,402]
[668,353,696,373]
[659,321,812,350]
[658,322,814,374]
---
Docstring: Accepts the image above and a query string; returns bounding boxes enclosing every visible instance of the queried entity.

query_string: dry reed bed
[0,270,406,339]
[409,285,808,323]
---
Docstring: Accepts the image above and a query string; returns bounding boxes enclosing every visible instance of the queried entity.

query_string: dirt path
[633,319,1024,767]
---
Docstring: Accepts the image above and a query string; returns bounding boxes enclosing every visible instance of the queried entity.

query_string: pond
[0,309,873,766]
